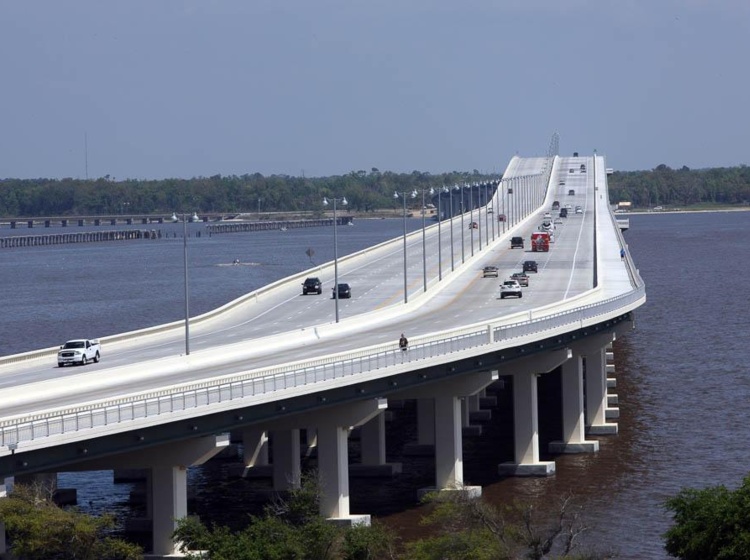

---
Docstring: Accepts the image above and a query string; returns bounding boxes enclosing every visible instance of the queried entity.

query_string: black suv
[510,236,524,249]
[522,260,538,273]
[332,283,351,299]
[302,277,322,295]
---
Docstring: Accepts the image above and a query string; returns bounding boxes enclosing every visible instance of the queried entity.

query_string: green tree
[405,489,610,560]
[0,483,142,560]
[664,475,750,559]
[174,472,397,560]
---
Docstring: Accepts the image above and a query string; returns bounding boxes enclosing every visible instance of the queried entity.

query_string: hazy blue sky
[2,1,748,180]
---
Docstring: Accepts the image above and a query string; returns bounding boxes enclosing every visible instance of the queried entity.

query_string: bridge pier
[271,429,301,491]
[548,352,600,454]
[582,335,619,435]
[241,428,270,476]
[349,413,402,477]
[267,399,387,524]
[395,370,497,497]
[499,349,571,477]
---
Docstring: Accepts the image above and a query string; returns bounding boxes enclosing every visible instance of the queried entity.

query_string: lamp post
[451,185,459,270]
[491,181,497,241]
[419,187,435,292]
[459,186,465,264]
[439,186,449,280]
[182,213,190,355]
[482,181,494,245]
[468,184,475,257]
[394,190,417,303]
[323,196,347,323]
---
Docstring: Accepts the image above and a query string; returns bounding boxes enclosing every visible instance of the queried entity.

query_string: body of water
[3,212,748,558]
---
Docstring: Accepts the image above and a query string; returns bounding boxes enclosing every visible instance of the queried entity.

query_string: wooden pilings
[206,217,351,234]
[0,229,161,248]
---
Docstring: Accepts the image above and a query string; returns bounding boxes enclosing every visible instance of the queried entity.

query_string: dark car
[568,189,575,196]
[510,236,524,249]
[523,260,538,273]
[559,208,568,218]
[332,283,351,299]
[302,277,322,295]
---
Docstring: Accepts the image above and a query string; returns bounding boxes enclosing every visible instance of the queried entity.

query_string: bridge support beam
[549,354,599,454]
[395,370,497,496]
[498,349,571,477]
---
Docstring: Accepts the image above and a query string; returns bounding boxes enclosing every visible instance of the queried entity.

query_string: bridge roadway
[0,153,645,557]
[2,155,581,411]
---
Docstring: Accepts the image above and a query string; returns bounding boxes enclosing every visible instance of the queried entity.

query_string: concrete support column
[151,466,187,557]
[351,413,402,477]
[434,396,463,489]
[272,429,301,491]
[499,370,555,477]
[317,424,350,519]
[242,428,269,467]
[416,398,435,445]
[460,397,470,428]
[585,347,617,435]
[359,414,386,465]
[549,356,599,453]
[305,427,318,457]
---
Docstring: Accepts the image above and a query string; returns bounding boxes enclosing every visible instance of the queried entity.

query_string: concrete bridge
[0,150,645,557]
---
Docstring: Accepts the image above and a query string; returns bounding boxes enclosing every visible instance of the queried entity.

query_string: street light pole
[323,196,347,323]
[420,187,434,292]
[439,186,448,280]
[394,190,417,303]
[451,185,458,270]
[182,213,190,355]
[469,184,475,257]
[460,186,465,264]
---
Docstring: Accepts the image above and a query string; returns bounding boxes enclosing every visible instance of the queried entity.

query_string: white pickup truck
[57,339,101,367]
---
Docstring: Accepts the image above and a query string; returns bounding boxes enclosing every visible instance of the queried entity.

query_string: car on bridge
[482,266,499,278]
[511,272,529,286]
[523,260,538,273]
[332,283,351,298]
[500,280,523,299]
[510,236,524,249]
[57,339,101,367]
[302,277,323,295]
[568,189,575,196]
[575,206,583,214]
[469,221,478,229]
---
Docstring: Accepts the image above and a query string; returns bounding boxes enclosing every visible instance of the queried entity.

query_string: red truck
[530,231,550,252]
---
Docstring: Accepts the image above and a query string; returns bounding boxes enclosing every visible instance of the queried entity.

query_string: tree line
[1,163,748,218]
[0,169,497,218]
[608,164,750,208]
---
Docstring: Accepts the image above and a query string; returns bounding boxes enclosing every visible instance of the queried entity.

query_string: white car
[58,339,101,367]
[500,280,523,299]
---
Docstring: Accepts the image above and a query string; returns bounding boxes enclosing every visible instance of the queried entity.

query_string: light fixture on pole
[323,196,347,323]
[420,187,435,292]
[394,190,417,303]
[459,185,465,264]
